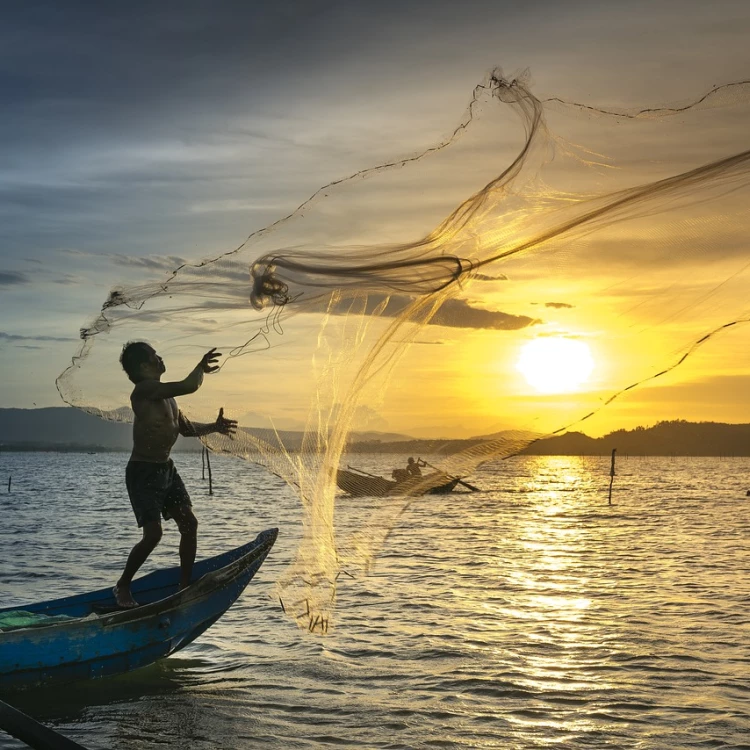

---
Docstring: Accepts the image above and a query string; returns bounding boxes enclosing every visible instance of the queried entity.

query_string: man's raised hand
[215,407,238,437]
[199,348,221,374]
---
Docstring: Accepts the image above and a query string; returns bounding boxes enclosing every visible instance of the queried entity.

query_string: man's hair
[120,341,153,383]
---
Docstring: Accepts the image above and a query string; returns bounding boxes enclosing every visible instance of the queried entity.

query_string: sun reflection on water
[490,456,618,704]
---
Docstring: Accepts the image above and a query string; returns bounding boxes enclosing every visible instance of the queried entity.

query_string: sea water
[0,452,748,749]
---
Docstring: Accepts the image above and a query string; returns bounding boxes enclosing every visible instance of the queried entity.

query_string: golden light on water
[517,337,595,394]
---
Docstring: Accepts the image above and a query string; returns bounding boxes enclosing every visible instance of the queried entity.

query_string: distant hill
[348,420,750,456]
[0,408,413,452]
[1,410,749,456]
[521,421,750,457]
[348,430,415,443]
[0,407,203,452]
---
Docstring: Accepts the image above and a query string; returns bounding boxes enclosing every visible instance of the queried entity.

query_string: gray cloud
[0,1,343,262]
[188,293,540,330]
[115,292,539,333]
[0,331,77,343]
[432,298,540,330]
[110,254,188,272]
[473,272,508,282]
[0,271,29,286]
[544,302,573,309]
[328,294,539,331]
[65,251,248,282]
[53,273,86,285]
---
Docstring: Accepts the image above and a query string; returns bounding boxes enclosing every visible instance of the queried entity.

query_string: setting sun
[517,337,594,394]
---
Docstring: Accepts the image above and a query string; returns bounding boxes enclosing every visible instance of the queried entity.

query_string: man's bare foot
[113,584,139,609]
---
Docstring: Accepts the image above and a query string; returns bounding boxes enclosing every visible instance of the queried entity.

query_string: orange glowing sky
[1,1,749,439]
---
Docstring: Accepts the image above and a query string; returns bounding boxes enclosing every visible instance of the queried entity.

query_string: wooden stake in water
[205,448,213,496]
[7,476,10,494]
[608,448,616,505]
[201,446,206,480]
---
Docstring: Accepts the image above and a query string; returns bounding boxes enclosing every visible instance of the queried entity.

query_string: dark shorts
[125,459,192,527]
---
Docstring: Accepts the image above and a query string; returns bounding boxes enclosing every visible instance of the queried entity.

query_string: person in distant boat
[406,456,426,477]
[393,456,426,482]
[113,342,237,609]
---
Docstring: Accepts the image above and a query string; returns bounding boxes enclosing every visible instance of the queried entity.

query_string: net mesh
[56,70,750,632]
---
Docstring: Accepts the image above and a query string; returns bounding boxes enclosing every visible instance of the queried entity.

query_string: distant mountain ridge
[342,420,750,456]
[0,408,414,452]
[0,407,130,450]
[0,407,197,452]
[1,410,749,456]
[521,420,750,457]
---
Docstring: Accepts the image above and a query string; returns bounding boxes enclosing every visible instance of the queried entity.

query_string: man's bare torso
[130,384,180,463]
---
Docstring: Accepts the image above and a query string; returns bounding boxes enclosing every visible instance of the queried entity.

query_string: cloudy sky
[2,0,749,437]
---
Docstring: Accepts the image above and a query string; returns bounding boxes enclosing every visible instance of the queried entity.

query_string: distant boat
[336,469,460,497]
[0,528,277,691]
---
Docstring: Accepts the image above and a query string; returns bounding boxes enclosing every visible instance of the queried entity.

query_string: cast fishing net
[57,70,750,632]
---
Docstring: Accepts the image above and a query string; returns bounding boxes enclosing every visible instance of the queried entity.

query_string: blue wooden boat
[0,528,278,691]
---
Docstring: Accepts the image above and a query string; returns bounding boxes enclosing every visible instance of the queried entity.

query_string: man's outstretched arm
[179,408,238,438]
[136,349,221,401]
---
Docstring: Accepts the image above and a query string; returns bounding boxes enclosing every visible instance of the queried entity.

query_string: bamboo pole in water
[205,447,213,495]
[608,448,616,505]
[0,698,89,750]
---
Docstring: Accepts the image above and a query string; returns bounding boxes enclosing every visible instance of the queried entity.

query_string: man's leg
[114,521,163,607]
[171,504,198,590]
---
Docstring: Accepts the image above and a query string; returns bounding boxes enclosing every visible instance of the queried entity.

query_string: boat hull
[0,528,278,691]
[336,470,460,497]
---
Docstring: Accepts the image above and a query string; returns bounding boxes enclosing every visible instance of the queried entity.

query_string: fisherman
[406,456,426,477]
[113,342,237,608]
[393,456,426,482]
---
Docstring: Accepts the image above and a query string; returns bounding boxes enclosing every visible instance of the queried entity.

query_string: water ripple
[1,453,749,748]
